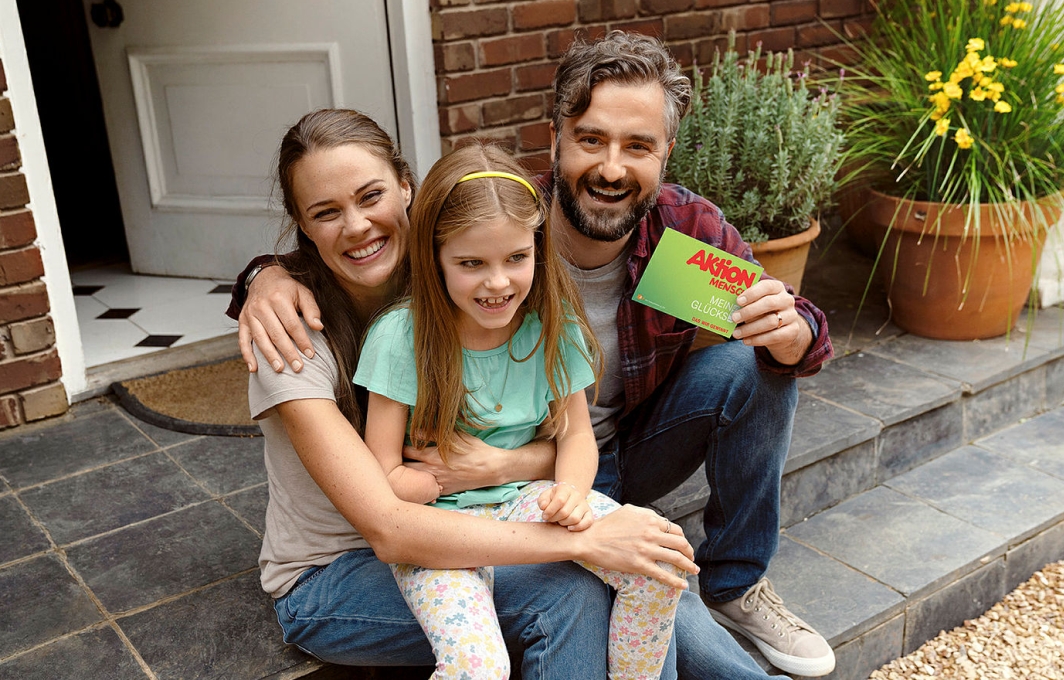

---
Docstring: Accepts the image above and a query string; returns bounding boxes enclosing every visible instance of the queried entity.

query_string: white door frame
[0,0,440,401]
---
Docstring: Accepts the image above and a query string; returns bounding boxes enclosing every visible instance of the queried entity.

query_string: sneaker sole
[708,608,836,677]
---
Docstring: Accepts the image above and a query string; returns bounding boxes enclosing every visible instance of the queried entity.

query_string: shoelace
[738,579,811,635]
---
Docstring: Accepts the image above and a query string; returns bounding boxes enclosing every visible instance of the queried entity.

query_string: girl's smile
[438,217,535,350]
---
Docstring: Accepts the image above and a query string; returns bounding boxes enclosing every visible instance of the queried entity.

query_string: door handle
[90,0,124,28]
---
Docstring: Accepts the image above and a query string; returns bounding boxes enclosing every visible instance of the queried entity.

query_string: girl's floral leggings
[390,480,684,680]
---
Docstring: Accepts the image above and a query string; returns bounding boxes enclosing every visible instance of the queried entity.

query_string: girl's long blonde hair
[408,144,601,462]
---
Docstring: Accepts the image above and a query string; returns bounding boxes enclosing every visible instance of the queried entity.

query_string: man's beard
[553,158,664,243]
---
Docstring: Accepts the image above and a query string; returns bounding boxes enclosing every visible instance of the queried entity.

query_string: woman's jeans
[274,549,614,679]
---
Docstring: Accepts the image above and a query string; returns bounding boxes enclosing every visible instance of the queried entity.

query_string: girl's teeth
[348,239,385,259]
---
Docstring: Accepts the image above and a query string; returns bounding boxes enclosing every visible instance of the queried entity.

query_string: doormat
[112,357,261,437]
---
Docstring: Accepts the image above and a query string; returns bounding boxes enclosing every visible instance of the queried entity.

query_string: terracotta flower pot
[866,190,1061,340]
[750,218,820,296]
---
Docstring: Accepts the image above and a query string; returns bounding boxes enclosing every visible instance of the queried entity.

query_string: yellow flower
[1001,14,1014,26]
[987,81,1005,94]
[934,117,951,135]
[980,56,997,72]
[1058,95,1064,104]
[1000,57,1018,68]
[954,128,974,148]
[1019,2,1033,10]
[1013,18,1027,29]
[966,38,985,52]
[1056,83,1064,94]
[970,87,988,101]
[943,81,964,99]
[985,0,997,4]
[1054,64,1064,75]
[925,70,943,81]
[979,76,993,87]
[929,81,944,91]
[1004,2,1021,11]
[994,100,1012,113]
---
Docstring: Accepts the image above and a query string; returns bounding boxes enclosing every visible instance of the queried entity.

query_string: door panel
[85,0,396,278]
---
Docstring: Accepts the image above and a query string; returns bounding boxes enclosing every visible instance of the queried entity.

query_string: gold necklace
[470,353,511,413]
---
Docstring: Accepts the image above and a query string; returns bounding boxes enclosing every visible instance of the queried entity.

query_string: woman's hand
[404,434,556,495]
[538,483,594,531]
[239,265,323,373]
[576,505,697,589]
[730,279,812,366]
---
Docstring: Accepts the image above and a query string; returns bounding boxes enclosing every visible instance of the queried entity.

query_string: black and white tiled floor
[71,264,239,367]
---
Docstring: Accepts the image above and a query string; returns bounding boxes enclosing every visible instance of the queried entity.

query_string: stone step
[653,306,1064,679]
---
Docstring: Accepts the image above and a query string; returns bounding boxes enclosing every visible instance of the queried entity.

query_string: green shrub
[668,34,845,243]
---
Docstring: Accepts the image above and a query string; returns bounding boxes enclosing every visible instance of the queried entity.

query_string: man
[231,31,834,678]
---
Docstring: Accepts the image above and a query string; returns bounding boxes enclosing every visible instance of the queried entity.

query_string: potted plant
[839,0,1064,340]
[668,33,846,295]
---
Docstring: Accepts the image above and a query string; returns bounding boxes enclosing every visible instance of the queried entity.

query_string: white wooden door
[84,0,397,278]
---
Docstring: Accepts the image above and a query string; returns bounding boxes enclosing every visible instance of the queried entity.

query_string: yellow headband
[456,171,538,199]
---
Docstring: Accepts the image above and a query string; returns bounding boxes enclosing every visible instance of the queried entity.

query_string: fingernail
[247,363,255,372]
[736,296,747,305]
[272,360,283,372]
[731,312,741,322]
[293,360,303,372]
[304,349,315,359]
[732,328,743,339]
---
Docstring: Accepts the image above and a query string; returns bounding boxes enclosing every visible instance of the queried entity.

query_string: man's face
[551,80,673,243]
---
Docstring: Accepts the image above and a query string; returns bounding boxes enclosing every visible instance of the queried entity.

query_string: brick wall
[0,57,68,429]
[432,0,872,170]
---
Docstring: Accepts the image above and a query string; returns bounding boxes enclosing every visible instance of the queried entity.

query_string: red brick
[547,29,579,57]
[0,61,6,94]
[842,16,873,39]
[516,62,558,92]
[696,33,748,64]
[439,104,481,135]
[664,12,720,41]
[612,19,665,39]
[433,0,472,6]
[0,395,19,429]
[0,99,12,134]
[694,0,743,7]
[820,0,863,18]
[513,1,577,29]
[451,129,518,152]
[721,3,770,31]
[578,0,637,22]
[483,95,545,127]
[437,42,477,74]
[0,281,49,324]
[518,121,554,151]
[640,0,693,13]
[746,26,798,53]
[435,8,509,40]
[439,68,513,104]
[668,41,695,68]
[0,247,43,286]
[0,210,36,249]
[797,20,841,47]
[20,381,68,422]
[481,34,546,67]
[0,135,19,170]
[818,42,860,67]
[518,151,552,174]
[772,0,818,25]
[0,172,29,210]
[0,349,61,394]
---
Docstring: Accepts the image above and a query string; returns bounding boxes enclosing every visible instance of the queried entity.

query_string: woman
[246,108,697,677]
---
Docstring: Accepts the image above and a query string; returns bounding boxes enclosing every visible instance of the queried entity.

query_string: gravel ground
[870,560,1064,679]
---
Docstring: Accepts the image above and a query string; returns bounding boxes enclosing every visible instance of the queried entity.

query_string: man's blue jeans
[595,340,797,680]
[274,548,621,679]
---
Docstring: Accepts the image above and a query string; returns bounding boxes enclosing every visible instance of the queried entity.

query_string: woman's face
[292,144,411,301]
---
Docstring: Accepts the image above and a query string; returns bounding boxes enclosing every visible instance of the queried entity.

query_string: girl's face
[293,144,412,301]
[438,217,536,350]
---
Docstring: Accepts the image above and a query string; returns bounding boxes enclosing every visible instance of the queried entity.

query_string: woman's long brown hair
[407,144,601,462]
[275,108,416,431]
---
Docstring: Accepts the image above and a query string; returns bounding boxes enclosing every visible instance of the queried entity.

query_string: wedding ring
[663,520,672,534]
[776,312,784,329]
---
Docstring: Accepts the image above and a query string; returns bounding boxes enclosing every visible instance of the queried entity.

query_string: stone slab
[886,446,1064,542]
[784,486,1003,597]
[962,366,1046,441]
[223,483,270,536]
[875,401,964,481]
[976,406,1064,479]
[0,493,50,564]
[20,453,209,545]
[124,413,199,448]
[766,536,904,645]
[821,614,903,680]
[0,410,156,489]
[786,393,880,473]
[119,572,309,680]
[903,557,1007,655]
[781,441,876,527]
[1047,357,1064,408]
[1015,307,1064,357]
[0,554,101,658]
[798,352,960,427]
[167,434,267,495]
[654,464,708,521]
[65,501,260,614]
[868,332,1049,394]
[0,624,146,680]
[1004,521,1064,593]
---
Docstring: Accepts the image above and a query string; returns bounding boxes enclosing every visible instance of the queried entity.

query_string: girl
[355,144,684,680]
